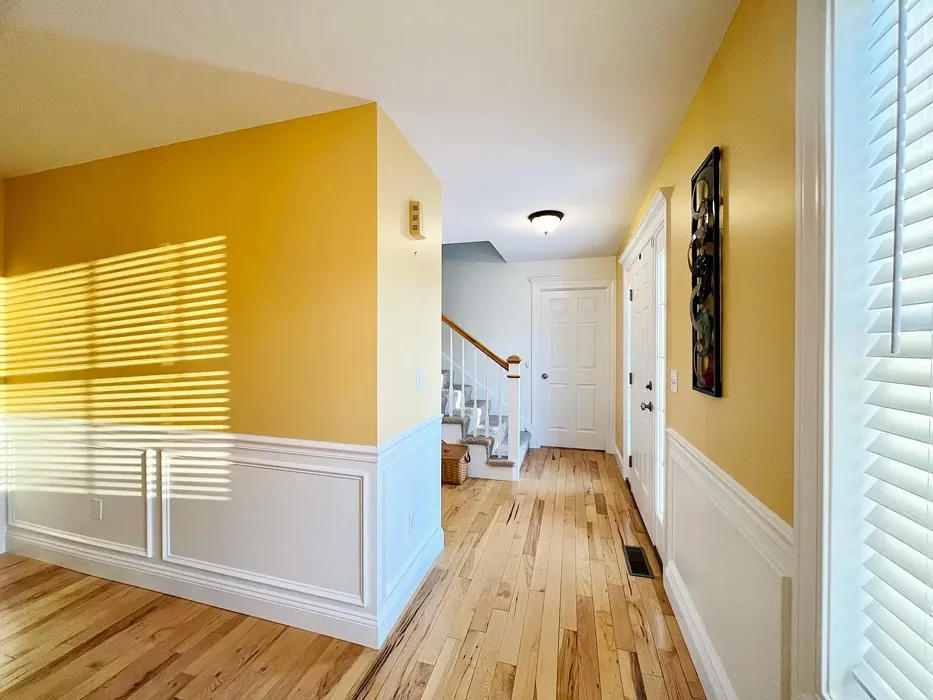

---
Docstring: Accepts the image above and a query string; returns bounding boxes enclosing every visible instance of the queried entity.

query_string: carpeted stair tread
[442,373,528,468]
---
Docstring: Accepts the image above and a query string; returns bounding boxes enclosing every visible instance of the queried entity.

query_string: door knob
[541,373,549,379]
[645,381,653,391]
[640,401,654,412]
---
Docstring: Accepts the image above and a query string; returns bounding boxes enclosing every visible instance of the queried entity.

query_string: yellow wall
[3,104,381,445]
[0,180,4,273]
[617,0,796,523]
[376,108,443,443]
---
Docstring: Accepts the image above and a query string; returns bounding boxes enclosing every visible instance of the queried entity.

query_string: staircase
[441,315,530,481]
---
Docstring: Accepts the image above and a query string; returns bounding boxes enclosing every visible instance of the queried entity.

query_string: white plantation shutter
[853,1,933,698]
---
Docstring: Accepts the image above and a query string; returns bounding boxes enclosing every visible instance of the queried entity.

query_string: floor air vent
[623,545,654,579]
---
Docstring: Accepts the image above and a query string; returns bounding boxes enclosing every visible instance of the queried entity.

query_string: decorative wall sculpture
[688,147,722,397]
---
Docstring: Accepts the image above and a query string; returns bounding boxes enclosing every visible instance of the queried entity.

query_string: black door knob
[645,381,653,391]
[541,373,549,379]
[640,401,654,412]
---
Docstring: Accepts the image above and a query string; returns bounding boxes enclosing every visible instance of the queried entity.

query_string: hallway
[0,448,702,699]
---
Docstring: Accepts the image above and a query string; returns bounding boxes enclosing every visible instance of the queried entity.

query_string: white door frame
[529,275,616,453]
[619,190,670,555]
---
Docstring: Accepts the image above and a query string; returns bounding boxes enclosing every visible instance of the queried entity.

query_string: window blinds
[856,0,933,698]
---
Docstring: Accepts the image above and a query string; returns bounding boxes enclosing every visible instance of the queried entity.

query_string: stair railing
[441,315,521,465]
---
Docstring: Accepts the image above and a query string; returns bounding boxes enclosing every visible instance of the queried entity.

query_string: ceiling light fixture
[528,210,564,235]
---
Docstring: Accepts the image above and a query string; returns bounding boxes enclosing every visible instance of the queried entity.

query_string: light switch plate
[670,370,679,393]
[92,498,103,521]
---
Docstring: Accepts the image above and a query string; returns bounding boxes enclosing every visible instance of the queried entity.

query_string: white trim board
[666,429,794,700]
[528,274,616,453]
[792,0,829,697]
[611,442,630,481]
[619,189,669,270]
[3,413,443,649]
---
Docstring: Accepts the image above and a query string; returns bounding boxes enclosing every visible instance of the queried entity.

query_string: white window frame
[793,0,830,698]
[797,0,933,694]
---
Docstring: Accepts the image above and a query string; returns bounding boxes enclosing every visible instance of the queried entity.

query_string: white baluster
[497,371,502,456]
[484,363,490,439]
[447,325,454,416]
[473,345,478,437]
[507,355,521,467]
[461,335,466,426]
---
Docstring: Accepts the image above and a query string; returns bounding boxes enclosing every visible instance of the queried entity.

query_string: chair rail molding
[667,430,795,576]
[793,0,829,698]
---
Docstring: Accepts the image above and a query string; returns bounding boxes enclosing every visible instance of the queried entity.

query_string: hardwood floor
[0,448,704,699]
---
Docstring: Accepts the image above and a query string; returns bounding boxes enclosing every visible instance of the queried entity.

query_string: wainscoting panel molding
[3,414,444,649]
[666,429,794,700]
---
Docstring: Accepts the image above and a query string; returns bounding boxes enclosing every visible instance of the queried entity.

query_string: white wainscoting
[665,429,795,700]
[3,414,443,649]
[0,488,6,555]
[0,438,7,553]
[377,414,444,643]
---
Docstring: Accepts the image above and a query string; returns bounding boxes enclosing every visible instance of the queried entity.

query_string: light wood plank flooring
[0,448,704,699]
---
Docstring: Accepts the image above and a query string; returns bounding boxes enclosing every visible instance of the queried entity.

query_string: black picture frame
[689,147,722,397]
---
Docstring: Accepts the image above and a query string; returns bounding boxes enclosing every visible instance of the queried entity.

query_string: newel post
[507,355,521,465]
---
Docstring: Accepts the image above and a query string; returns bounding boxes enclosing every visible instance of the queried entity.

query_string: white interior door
[538,288,608,450]
[627,243,657,543]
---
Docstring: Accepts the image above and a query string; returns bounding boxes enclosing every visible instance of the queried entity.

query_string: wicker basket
[441,442,470,485]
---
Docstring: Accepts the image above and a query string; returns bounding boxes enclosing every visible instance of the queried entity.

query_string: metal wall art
[688,147,722,397]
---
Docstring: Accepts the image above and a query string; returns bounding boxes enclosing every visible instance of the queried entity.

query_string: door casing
[619,190,669,560]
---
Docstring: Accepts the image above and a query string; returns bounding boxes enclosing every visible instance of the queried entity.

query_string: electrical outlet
[408,511,414,533]
[92,498,103,521]
[670,370,679,393]
[416,368,423,390]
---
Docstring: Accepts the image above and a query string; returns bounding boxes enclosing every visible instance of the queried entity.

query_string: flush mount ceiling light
[528,210,564,235]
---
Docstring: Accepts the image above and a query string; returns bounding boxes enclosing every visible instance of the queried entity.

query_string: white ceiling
[0,25,366,178]
[1,0,738,261]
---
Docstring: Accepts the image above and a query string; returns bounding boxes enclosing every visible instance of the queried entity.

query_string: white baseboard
[665,562,738,700]
[8,525,380,646]
[3,414,443,649]
[666,429,794,700]
[612,442,628,480]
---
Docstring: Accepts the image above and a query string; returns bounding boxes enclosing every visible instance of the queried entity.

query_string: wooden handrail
[442,315,510,370]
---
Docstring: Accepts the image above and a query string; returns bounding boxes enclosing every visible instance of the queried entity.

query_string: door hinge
[628,372,632,385]
[629,289,633,301]
[628,455,633,469]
